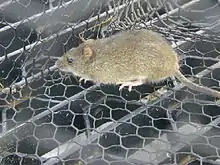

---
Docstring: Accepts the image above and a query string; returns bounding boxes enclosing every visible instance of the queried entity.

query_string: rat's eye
[66,57,74,64]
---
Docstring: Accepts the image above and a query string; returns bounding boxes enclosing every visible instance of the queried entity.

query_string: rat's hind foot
[79,77,89,83]
[119,80,145,92]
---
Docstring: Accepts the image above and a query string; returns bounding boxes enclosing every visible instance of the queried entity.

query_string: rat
[55,29,220,98]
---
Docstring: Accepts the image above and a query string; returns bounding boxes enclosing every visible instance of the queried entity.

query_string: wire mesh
[1,0,220,164]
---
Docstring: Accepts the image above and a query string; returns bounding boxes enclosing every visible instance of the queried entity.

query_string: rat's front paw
[119,83,133,92]
[119,80,145,92]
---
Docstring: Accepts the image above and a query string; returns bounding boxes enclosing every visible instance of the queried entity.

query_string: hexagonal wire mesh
[1,0,220,164]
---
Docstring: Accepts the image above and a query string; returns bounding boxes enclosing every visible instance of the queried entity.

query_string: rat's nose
[55,60,63,68]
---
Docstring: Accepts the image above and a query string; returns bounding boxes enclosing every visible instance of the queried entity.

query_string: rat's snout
[55,59,64,68]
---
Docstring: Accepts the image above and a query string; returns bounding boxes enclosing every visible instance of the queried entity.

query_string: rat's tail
[174,70,220,98]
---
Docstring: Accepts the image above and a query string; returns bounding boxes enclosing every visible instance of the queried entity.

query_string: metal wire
[1,0,220,165]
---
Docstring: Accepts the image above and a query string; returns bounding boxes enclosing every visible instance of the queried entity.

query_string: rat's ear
[82,45,94,61]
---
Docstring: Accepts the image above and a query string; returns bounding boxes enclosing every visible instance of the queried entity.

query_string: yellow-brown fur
[55,29,220,98]
[57,29,178,84]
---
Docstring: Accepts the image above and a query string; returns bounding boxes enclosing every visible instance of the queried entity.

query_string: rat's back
[87,29,179,84]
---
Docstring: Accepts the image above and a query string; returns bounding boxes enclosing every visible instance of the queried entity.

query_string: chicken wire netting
[1,0,220,165]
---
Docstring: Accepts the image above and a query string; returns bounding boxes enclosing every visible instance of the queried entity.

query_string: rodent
[55,29,220,98]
